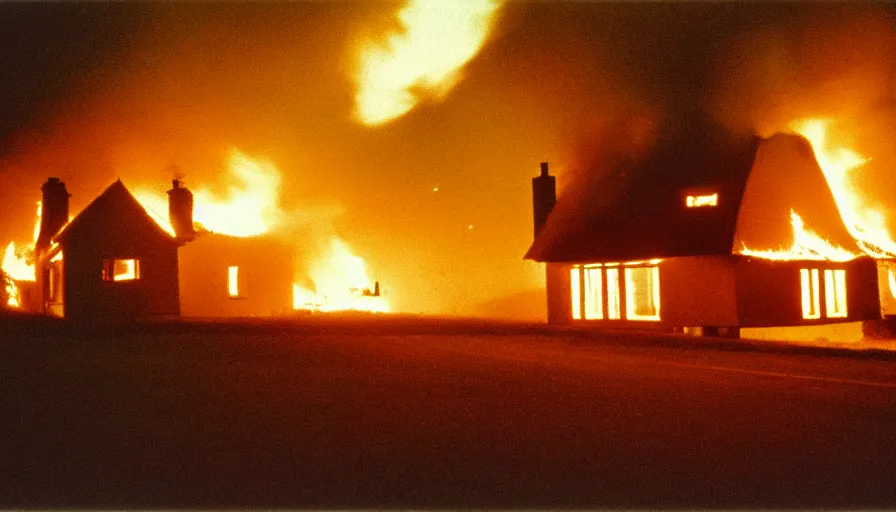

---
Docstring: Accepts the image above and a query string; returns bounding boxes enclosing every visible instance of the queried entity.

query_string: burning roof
[733,132,859,258]
[526,115,760,262]
[525,110,896,266]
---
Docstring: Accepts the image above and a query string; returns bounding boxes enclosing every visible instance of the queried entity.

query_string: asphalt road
[1,315,895,508]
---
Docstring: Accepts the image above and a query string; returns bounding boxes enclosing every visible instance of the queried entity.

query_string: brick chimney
[36,177,70,254]
[167,177,195,241]
[532,162,556,238]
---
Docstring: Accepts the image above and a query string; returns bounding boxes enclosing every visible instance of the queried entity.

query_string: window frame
[102,258,141,282]
[624,265,661,322]
[800,268,822,320]
[583,265,603,320]
[570,260,662,322]
[823,268,848,318]
[227,265,248,299]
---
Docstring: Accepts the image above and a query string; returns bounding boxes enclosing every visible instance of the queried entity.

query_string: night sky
[2,2,895,317]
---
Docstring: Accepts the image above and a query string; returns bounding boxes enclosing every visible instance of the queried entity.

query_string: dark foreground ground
[1,312,895,509]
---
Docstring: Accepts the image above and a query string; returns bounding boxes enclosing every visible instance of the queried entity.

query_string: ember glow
[740,210,858,262]
[354,0,505,125]
[790,118,896,258]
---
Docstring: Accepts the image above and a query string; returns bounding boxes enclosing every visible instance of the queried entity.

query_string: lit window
[624,265,661,321]
[685,193,718,208]
[584,266,603,319]
[824,269,847,318]
[570,267,582,319]
[606,267,621,319]
[48,262,62,302]
[228,266,241,298]
[800,268,821,319]
[888,268,896,300]
[102,259,140,282]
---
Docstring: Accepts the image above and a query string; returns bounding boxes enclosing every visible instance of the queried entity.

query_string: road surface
[1,315,895,508]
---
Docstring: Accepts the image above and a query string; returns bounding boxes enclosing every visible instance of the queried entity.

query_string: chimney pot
[167,176,194,241]
[532,162,556,239]
[36,177,70,252]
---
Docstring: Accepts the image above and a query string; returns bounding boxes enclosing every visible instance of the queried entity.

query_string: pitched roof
[733,133,859,254]
[526,116,761,262]
[53,180,177,246]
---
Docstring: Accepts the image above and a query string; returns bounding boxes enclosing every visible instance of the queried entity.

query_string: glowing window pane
[800,268,821,319]
[49,262,62,302]
[685,193,718,208]
[824,269,847,318]
[570,267,581,320]
[102,259,140,282]
[228,266,240,298]
[584,266,603,320]
[889,268,896,300]
[624,265,661,321]
[606,268,621,320]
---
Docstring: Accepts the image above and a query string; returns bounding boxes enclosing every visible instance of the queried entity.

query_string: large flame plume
[790,118,896,258]
[354,0,505,125]
[135,151,281,238]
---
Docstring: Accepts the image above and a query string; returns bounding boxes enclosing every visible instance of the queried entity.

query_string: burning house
[27,176,299,319]
[35,178,181,319]
[13,166,384,319]
[526,116,890,339]
[162,177,296,317]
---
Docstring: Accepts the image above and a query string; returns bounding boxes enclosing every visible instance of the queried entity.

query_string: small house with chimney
[33,176,296,320]
[36,179,180,319]
[526,116,886,340]
[163,178,296,317]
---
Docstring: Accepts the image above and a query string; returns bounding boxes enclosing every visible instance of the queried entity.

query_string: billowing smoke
[541,3,896,265]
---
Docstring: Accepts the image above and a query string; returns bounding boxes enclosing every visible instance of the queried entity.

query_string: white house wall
[659,256,739,328]
[179,234,294,317]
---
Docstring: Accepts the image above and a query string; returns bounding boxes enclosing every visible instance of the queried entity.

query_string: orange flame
[135,151,387,314]
[135,150,281,238]
[739,210,858,262]
[1,201,42,308]
[292,237,389,313]
[790,118,896,258]
[354,0,505,125]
